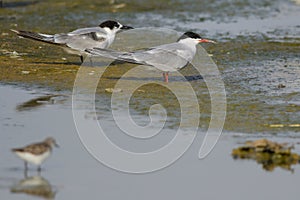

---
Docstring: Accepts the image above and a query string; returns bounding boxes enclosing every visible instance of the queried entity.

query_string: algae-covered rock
[232,139,300,172]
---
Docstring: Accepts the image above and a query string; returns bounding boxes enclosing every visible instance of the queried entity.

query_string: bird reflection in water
[10,173,56,200]
[16,94,67,112]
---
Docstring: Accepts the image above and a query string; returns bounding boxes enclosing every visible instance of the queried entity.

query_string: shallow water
[1,84,300,200]
[0,0,300,199]
[1,0,299,133]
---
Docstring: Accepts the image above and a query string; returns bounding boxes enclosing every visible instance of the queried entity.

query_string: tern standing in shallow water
[12,137,59,171]
[11,20,133,62]
[85,31,215,82]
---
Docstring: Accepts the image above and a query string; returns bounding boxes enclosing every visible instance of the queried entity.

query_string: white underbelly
[15,151,51,165]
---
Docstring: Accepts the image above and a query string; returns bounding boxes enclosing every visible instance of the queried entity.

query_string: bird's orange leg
[163,72,169,83]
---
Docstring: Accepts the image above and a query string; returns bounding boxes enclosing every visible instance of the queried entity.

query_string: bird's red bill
[199,39,216,43]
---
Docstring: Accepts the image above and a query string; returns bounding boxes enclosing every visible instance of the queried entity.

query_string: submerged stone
[232,139,300,172]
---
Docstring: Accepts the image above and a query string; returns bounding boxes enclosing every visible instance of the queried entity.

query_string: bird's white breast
[15,151,51,165]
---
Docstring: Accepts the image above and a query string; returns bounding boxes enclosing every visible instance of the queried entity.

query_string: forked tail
[11,29,57,45]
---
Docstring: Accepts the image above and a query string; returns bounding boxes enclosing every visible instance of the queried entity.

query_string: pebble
[105,88,122,93]
[21,71,30,75]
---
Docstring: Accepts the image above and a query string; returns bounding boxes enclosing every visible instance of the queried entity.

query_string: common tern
[11,20,133,62]
[85,31,215,82]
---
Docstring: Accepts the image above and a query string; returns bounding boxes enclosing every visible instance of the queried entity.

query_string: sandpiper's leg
[24,162,28,178]
[163,72,169,83]
[24,168,28,178]
[37,166,41,172]
[24,161,28,171]
[37,168,41,176]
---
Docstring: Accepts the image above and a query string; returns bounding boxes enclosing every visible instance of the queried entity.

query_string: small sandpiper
[12,137,59,171]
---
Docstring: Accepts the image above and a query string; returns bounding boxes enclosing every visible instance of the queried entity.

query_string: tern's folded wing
[54,32,107,51]
[130,45,192,70]
[67,27,107,36]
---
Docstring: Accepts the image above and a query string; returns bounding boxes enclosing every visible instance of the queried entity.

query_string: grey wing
[60,34,106,52]
[67,27,107,35]
[87,43,194,72]
[127,44,192,71]
[53,27,108,52]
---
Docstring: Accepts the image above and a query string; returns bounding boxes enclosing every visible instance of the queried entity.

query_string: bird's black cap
[99,20,120,29]
[177,31,202,41]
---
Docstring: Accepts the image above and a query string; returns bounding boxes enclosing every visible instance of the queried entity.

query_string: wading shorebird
[12,137,59,171]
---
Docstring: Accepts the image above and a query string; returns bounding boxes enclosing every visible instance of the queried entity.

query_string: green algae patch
[0,56,79,90]
[232,139,300,172]
[0,31,80,90]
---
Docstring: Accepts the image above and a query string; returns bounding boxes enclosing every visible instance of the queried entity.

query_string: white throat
[178,38,198,54]
[103,27,118,47]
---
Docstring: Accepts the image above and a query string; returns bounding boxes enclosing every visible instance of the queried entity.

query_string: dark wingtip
[11,148,23,152]
[85,48,93,54]
[85,47,103,54]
